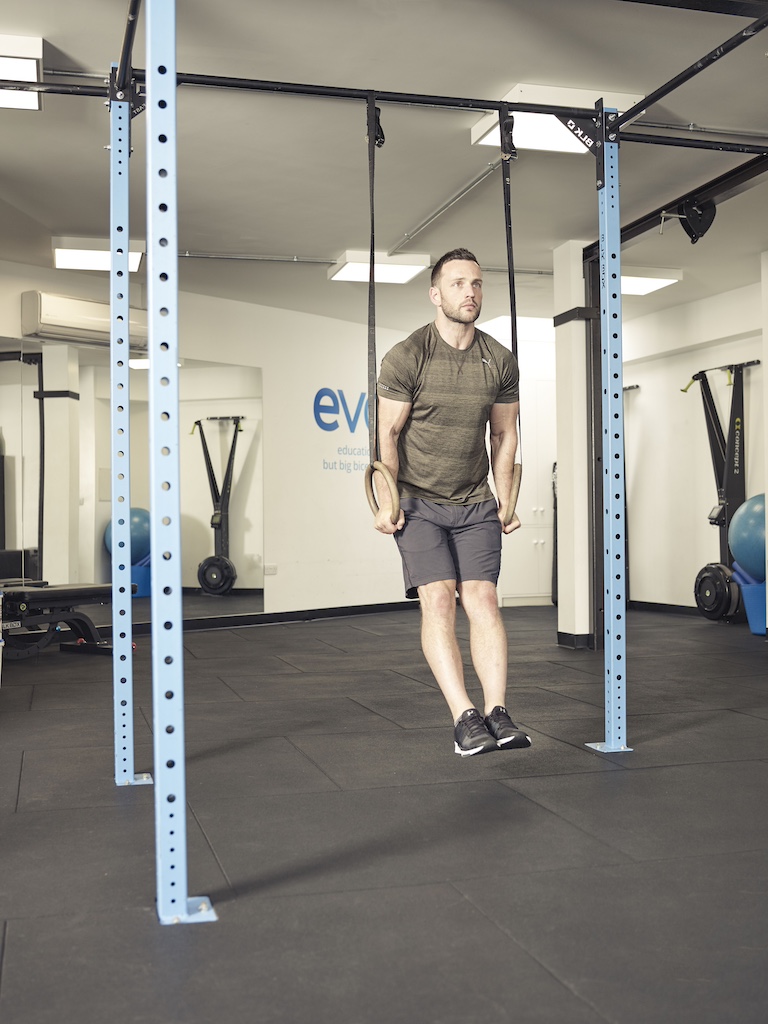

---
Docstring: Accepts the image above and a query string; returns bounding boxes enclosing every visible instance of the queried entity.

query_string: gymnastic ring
[501,463,523,526]
[365,461,401,524]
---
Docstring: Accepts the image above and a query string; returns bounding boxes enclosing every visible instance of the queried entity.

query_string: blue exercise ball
[728,493,765,583]
[104,507,151,565]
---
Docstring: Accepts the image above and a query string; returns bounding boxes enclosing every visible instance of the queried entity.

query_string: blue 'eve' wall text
[314,389,369,433]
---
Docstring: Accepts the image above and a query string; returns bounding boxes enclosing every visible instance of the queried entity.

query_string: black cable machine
[193,416,244,596]
[687,360,760,621]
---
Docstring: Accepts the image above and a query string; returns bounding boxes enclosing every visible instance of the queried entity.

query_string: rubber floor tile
[185,735,342,804]
[0,888,607,1024]
[541,676,768,713]
[182,644,306,670]
[736,703,768,721]
[206,632,353,655]
[536,708,768,768]
[0,748,23,811]
[0,803,228,918]
[1,652,110,686]
[287,723,620,790]
[455,849,768,1024]
[0,706,153,750]
[16,744,154,811]
[193,783,628,900]
[354,686,599,730]
[501,760,768,860]
[0,681,33,708]
[215,667,432,701]
[182,695,400,745]
[31,673,241,710]
[615,651,765,681]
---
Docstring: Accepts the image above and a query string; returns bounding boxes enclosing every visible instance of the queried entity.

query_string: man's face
[429,260,483,324]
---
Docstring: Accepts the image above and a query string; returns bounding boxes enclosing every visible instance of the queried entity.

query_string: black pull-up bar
[615,10,768,130]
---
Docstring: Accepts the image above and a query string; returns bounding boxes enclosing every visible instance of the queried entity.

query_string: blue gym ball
[104,507,152,565]
[728,493,766,583]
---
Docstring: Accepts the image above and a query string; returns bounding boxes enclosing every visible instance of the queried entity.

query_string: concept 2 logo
[313,388,370,433]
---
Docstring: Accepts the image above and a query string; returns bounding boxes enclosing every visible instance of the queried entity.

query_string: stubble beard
[441,300,481,325]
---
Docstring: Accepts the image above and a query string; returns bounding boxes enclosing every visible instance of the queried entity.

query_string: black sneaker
[454,708,498,757]
[484,706,531,749]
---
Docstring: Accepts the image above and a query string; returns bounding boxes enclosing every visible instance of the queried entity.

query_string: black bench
[1,582,124,660]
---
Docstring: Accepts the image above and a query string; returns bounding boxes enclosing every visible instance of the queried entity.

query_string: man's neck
[434,314,475,350]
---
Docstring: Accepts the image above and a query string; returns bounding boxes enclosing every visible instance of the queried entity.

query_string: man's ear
[428,286,441,308]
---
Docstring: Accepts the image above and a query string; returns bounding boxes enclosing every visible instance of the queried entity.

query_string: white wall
[497,331,557,606]
[623,283,764,607]
[176,290,405,612]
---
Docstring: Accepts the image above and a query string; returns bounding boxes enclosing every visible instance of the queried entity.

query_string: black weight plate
[198,555,237,596]
[694,563,738,620]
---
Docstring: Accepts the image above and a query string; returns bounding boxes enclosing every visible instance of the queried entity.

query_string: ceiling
[1,0,767,341]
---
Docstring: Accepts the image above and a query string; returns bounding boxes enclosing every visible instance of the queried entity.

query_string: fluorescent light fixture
[0,35,43,111]
[621,267,682,295]
[129,358,150,370]
[53,236,144,273]
[472,84,644,154]
[328,250,430,284]
[473,111,590,155]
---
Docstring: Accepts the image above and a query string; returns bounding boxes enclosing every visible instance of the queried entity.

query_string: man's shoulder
[475,329,516,362]
[384,324,433,362]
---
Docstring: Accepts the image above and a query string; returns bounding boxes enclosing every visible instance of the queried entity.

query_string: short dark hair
[431,248,480,286]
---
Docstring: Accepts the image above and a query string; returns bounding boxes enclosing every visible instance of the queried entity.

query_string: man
[374,247,531,757]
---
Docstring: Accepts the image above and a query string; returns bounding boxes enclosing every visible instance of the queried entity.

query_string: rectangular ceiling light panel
[0,35,43,111]
[329,250,431,284]
[472,83,645,154]
[53,237,145,273]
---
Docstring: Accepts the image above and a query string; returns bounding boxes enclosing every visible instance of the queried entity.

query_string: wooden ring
[365,461,400,525]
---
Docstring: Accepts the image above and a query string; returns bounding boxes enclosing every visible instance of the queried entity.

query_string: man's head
[429,248,483,325]
[430,248,480,287]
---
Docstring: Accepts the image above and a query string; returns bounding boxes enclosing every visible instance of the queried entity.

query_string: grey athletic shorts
[393,497,502,600]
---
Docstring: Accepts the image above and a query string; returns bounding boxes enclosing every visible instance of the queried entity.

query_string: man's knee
[457,579,500,619]
[418,579,457,620]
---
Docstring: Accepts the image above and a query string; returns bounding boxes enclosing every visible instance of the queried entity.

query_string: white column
[42,345,80,584]
[553,240,592,646]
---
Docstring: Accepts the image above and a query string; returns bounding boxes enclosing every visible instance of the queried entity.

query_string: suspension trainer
[498,103,523,527]
[363,95,400,522]
[364,99,523,526]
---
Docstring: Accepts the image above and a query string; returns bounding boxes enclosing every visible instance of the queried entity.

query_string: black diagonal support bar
[622,131,768,155]
[116,0,143,93]
[615,10,768,129]
[583,153,768,261]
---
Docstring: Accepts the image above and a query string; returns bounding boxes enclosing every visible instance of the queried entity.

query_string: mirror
[0,347,41,584]
[2,340,265,635]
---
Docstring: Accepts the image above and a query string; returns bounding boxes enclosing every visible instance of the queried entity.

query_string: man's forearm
[374,435,400,512]
[491,434,518,508]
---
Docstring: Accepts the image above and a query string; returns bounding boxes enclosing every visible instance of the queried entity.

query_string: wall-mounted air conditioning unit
[20,291,148,347]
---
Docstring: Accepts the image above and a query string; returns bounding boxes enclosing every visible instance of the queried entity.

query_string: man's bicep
[378,395,412,437]
[489,400,519,438]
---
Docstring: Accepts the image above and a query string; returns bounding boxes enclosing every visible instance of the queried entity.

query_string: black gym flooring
[0,603,766,1023]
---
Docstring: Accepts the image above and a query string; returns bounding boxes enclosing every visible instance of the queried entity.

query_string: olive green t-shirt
[377,323,519,504]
